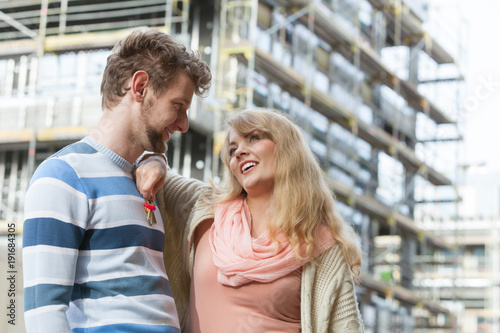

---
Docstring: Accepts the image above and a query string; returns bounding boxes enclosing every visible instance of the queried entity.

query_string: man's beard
[145,125,167,154]
[141,98,167,154]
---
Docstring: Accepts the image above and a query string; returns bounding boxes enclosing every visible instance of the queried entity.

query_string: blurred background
[0,0,497,332]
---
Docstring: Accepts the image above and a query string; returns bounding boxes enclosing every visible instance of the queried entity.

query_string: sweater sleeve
[158,170,210,228]
[22,158,88,333]
[302,243,364,333]
[157,171,212,331]
[327,250,364,332]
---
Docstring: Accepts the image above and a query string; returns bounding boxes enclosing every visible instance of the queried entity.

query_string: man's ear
[131,71,149,102]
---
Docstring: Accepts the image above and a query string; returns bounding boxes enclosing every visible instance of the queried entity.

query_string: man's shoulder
[30,140,98,184]
[44,140,100,170]
[52,140,98,160]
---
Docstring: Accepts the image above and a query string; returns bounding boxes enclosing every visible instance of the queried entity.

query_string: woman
[136,108,364,332]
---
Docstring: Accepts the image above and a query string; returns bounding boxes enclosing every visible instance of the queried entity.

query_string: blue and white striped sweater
[23,137,180,333]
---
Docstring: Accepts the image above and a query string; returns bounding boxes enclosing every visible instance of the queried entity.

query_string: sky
[459,0,500,173]
[434,0,500,217]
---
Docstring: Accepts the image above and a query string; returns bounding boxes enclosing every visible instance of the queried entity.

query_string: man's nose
[176,113,189,133]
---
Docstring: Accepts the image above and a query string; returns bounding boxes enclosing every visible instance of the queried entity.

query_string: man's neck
[90,107,143,164]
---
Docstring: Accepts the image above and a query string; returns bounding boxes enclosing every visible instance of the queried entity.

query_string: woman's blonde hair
[215,108,362,280]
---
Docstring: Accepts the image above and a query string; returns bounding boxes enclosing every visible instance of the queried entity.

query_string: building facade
[417,171,500,333]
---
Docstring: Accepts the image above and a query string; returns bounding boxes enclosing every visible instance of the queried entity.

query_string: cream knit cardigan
[157,172,364,332]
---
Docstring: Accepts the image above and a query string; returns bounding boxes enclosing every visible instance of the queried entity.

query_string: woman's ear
[130,70,149,103]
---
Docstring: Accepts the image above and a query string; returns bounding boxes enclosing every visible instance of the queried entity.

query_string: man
[22,28,211,332]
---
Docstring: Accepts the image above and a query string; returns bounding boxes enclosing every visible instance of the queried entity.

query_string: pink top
[189,226,302,333]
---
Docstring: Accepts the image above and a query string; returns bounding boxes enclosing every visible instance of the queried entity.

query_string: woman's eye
[249,135,260,142]
[229,148,236,156]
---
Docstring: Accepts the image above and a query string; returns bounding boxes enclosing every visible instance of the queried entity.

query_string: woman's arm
[134,153,210,218]
[134,154,167,200]
[302,243,364,332]
[158,171,210,226]
[135,154,212,330]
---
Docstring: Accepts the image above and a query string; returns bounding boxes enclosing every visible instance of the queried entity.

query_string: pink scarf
[209,198,336,287]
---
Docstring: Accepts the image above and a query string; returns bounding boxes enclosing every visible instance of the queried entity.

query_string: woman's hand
[135,155,167,200]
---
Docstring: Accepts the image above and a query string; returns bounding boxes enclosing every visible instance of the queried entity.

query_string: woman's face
[228,129,276,198]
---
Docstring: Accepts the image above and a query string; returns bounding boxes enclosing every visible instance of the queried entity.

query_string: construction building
[0,0,466,332]
[416,169,500,333]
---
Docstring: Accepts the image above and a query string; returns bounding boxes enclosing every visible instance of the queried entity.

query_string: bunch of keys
[144,200,157,226]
